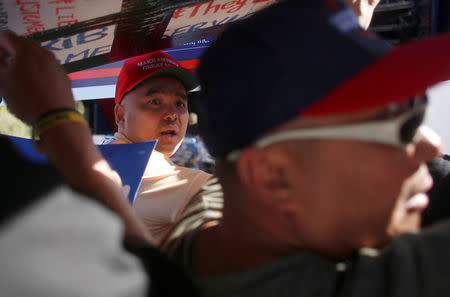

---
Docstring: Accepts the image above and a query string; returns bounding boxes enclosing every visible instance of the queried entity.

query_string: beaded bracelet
[32,108,88,153]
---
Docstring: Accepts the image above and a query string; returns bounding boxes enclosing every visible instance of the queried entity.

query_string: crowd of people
[0,0,449,296]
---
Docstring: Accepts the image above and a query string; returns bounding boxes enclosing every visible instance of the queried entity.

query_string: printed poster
[1,0,122,35]
[40,24,117,64]
[164,0,280,38]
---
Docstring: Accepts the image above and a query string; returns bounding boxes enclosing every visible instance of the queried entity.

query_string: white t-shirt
[109,133,212,244]
[0,186,147,297]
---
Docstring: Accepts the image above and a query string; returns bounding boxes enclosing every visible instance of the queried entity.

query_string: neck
[191,205,296,276]
[113,131,133,143]
[115,131,175,158]
[192,227,268,276]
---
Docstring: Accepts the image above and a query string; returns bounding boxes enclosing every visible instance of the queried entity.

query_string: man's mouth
[160,130,176,136]
[160,124,178,136]
[159,125,179,140]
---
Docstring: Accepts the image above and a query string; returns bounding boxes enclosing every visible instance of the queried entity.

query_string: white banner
[3,0,122,35]
[40,24,117,64]
[164,0,280,38]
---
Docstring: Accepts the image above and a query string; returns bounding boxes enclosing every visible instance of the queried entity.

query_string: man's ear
[235,147,292,202]
[114,104,125,131]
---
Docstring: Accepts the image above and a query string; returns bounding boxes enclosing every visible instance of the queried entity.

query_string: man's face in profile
[267,102,436,255]
[115,76,189,156]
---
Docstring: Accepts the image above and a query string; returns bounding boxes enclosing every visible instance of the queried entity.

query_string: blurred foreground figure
[0,31,197,297]
[161,1,450,297]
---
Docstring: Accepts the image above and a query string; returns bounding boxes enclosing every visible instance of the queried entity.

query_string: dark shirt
[0,136,197,297]
[422,155,450,227]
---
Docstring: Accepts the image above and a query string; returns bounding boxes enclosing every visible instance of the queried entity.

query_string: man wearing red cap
[108,51,211,244]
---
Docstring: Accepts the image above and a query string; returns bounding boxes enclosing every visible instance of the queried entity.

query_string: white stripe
[72,85,116,101]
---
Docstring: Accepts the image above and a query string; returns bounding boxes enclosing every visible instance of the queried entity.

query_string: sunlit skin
[191,103,442,275]
[344,0,381,29]
[114,76,189,157]
[249,103,441,257]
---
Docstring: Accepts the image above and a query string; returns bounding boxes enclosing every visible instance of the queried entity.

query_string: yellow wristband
[32,109,88,153]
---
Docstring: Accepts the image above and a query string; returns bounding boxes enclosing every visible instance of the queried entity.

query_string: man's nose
[163,105,178,121]
[412,126,443,161]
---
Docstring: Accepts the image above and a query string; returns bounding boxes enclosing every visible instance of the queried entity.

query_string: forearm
[0,30,153,245]
[39,122,153,245]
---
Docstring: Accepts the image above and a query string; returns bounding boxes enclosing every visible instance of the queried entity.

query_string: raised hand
[0,30,75,124]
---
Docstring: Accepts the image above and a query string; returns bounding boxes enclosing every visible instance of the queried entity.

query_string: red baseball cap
[115,51,198,105]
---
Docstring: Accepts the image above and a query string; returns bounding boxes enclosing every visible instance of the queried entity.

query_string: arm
[0,31,152,245]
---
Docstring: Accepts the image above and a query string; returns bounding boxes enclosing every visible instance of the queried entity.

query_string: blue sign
[5,135,155,203]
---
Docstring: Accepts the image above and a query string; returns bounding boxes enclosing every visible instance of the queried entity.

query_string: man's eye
[177,101,186,108]
[149,99,160,105]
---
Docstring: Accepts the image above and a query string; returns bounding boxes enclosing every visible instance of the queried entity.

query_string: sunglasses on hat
[227,96,428,162]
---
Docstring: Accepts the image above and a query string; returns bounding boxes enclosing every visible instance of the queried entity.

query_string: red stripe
[179,59,199,70]
[68,59,200,81]
[68,68,121,80]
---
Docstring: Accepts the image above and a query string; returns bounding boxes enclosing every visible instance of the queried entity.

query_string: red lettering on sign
[57,14,74,20]
[48,0,75,4]
[26,23,45,34]
[58,19,78,26]
[222,1,247,13]
[15,1,40,14]
[189,3,205,18]
[175,0,278,19]
[185,0,252,18]
[203,2,221,15]
[252,0,281,3]
[15,1,45,34]
[50,3,77,27]
[55,6,74,14]
[172,8,185,19]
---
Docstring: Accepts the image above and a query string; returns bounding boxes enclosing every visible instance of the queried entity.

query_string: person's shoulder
[184,166,212,177]
[158,177,223,265]
[177,165,213,181]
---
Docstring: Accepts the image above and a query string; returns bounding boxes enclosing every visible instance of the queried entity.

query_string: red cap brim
[301,33,450,116]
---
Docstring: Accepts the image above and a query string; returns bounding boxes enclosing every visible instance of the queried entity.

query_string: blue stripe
[71,77,118,88]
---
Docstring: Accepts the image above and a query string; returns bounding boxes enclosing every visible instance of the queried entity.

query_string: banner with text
[40,24,117,64]
[3,0,122,35]
[164,0,280,38]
